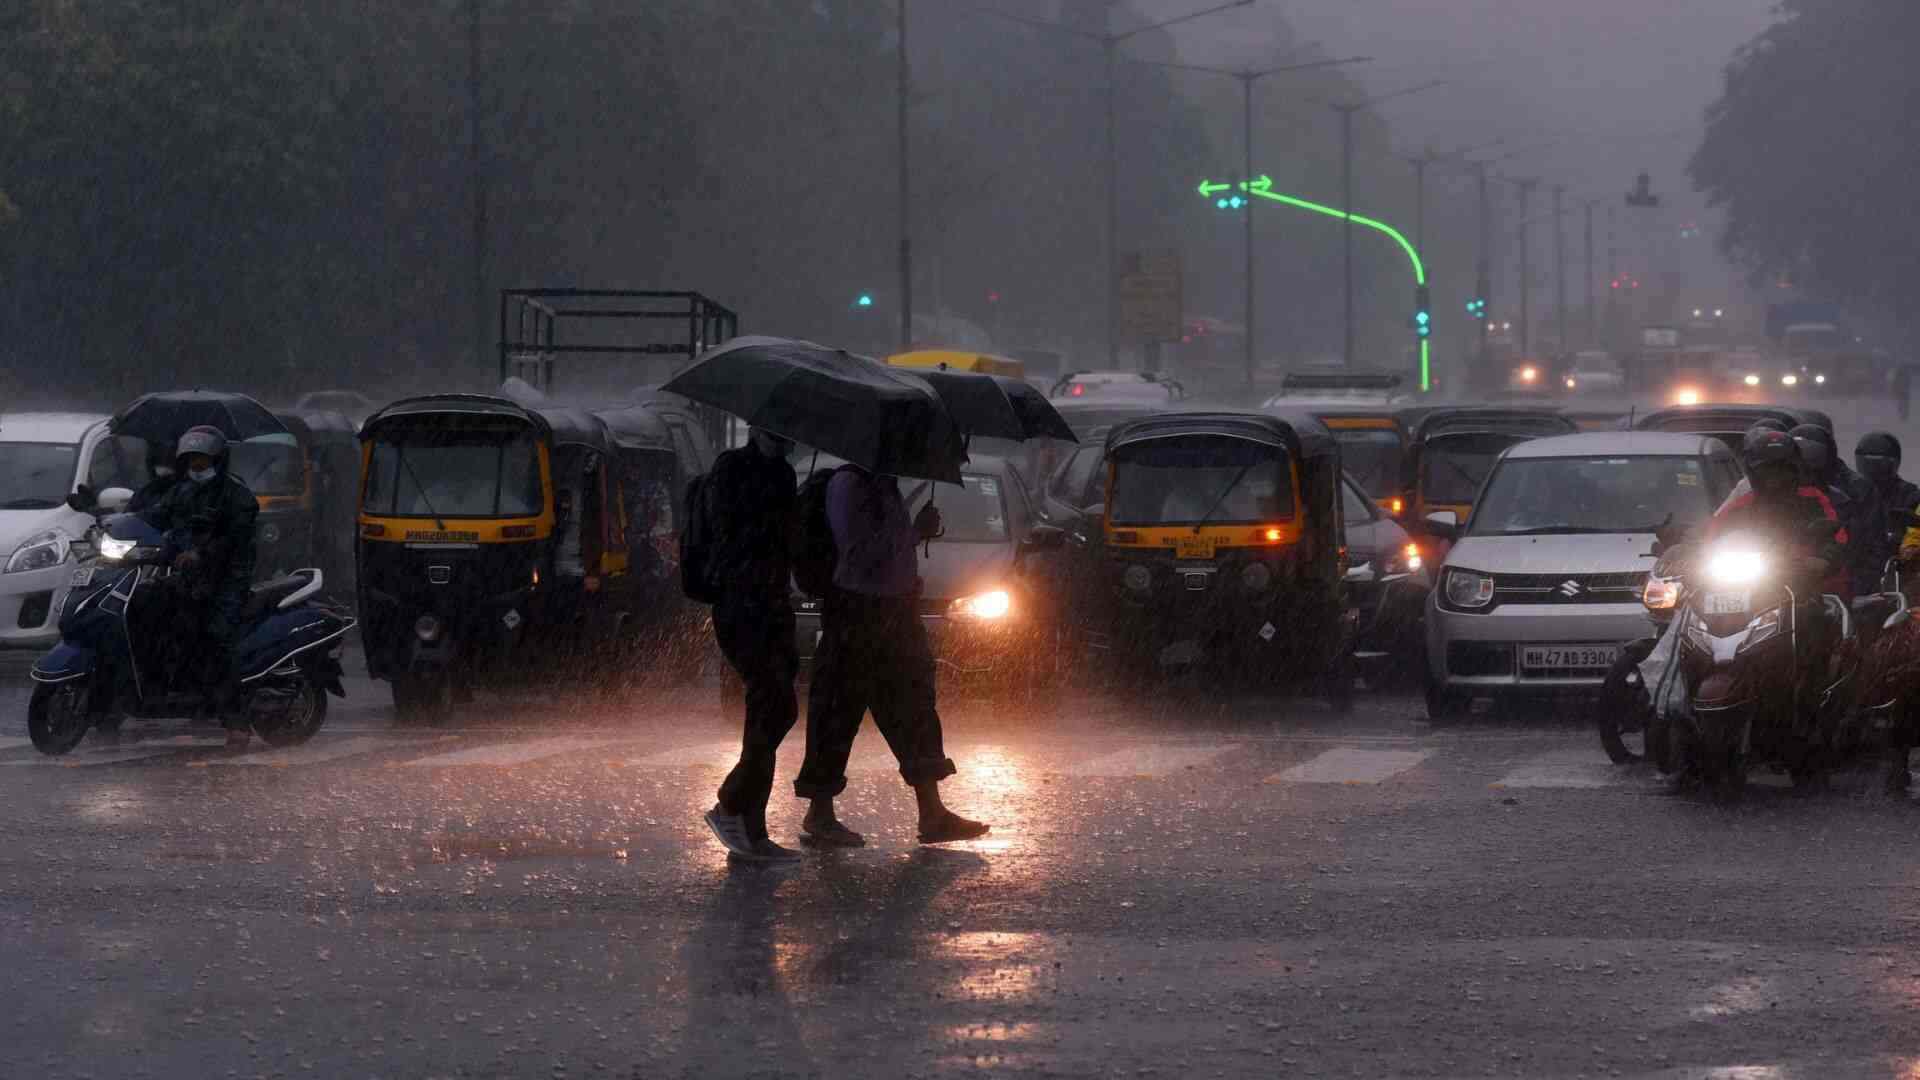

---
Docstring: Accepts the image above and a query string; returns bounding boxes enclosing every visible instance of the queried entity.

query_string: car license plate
[69,567,93,587]
[1703,590,1750,615]
[1521,644,1618,671]
[1175,535,1217,560]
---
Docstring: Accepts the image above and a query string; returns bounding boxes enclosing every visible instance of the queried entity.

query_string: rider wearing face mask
[1854,432,1920,580]
[152,426,261,749]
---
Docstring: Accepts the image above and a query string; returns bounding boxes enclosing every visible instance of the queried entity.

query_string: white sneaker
[703,805,755,858]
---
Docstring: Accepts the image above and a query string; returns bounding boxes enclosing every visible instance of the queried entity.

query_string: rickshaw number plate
[1703,590,1750,615]
[1175,536,1217,560]
[69,568,93,587]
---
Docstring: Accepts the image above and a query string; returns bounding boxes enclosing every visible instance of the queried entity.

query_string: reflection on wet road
[5,653,1920,1077]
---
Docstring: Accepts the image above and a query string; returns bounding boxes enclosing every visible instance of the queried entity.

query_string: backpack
[793,466,844,599]
[678,471,721,604]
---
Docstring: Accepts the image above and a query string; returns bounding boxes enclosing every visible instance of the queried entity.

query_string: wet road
[7,647,1920,1079]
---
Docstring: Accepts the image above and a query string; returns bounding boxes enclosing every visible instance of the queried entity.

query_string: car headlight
[1743,373,1761,387]
[950,589,1012,620]
[1518,365,1539,384]
[1781,373,1799,387]
[1382,542,1423,577]
[1643,576,1679,611]
[1564,376,1577,390]
[96,535,138,563]
[1736,606,1784,653]
[1444,568,1494,610]
[1241,562,1273,592]
[1814,373,1826,385]
[1705,549,1767,587]
[1122,565,1152,593]
[6,530,70,573]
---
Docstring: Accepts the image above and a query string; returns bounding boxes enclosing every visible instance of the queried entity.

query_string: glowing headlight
[96,534,137,563]
[1814,374,1827,385]
[1643,577,1679,611]
[1519,365,1539,384]
[950,589,1011,620]
[1564,377,1577,390]
[1743,374,1761,387]
[1675,388,1701,406]
[1705,549,1767,587]
[1122,565,1152,593]
[1383,543,1423,576]
[1241,562,1273,592]
[1444,568,1495,609]
[1781,373,1799,387]
[5,530,69,574]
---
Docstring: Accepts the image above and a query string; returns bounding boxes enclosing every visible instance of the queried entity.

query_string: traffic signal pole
[1243,77,1256,389]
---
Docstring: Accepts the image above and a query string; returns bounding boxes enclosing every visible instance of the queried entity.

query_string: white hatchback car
[1423,431,1742,719]
[0,413,151,648]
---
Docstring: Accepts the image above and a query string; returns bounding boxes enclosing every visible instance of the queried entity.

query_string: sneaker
[702,805,755,858]
[741,837,803,862]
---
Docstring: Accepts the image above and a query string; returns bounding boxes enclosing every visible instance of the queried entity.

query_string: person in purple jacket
[793,464,989,847]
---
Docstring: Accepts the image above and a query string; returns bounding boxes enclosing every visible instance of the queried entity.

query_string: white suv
[0,414,148,648]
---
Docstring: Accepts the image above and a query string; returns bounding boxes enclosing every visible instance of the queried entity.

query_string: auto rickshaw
[275,409,361,593]
[228,429,312,577]
[1084,410,1353,704]
[1299,408,1406,516]
[356,395,629,716]
[886,349,1027,380]
[1396,406,1578,532]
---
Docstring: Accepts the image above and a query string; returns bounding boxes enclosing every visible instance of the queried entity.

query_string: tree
[1691,0,1920,334]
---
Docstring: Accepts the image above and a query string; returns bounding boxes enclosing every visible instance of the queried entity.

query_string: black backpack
[793,466,844,599]
[679,471,721,604]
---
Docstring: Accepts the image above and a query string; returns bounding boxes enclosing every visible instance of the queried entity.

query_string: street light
[1323,80,1447,367]
[972,0,1255,365]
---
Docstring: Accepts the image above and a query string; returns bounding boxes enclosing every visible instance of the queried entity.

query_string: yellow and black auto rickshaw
[1396,406,1577,533]
[356,395,629,716]
[1087,410,1353,703]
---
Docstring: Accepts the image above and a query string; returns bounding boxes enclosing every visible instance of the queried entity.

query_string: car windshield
[1330,429,1402,498]
[1109,437,1292,527]
[1421,433,1525,505]
[228,433,305,496]
[0,442,79,510]
[1470,455,1718,536]
[363,429,543,518]
[902,473,1008,544]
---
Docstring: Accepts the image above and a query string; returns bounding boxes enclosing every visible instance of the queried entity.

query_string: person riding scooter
[1789,423,1874,595]
[151,426,261,749]
[1855,432,1920,589]
[1709,430,1849,597]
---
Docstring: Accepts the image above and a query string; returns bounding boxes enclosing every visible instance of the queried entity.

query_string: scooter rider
[1788,423,1875,594]
[127,443,181,512]
[1854,432,1920,587]
[1708,430,1849,597]
[152,426,261,749]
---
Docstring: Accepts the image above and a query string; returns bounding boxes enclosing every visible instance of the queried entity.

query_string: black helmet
[1744,429,1802,496]
[1788,423,1834,476]
[1740,419,1788,457]
[1856,430,1903,484]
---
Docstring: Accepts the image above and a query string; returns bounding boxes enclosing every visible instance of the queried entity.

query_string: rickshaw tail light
[502,524,536,539]
[1263,528,1284,542]
[1390,497,1404,516]
[361,523,387,538]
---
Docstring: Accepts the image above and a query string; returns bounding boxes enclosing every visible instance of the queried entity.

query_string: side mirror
[1022,524,1067,552]
[66,484,97,513]
[1424,509,1460,542]
[95,487,133,514]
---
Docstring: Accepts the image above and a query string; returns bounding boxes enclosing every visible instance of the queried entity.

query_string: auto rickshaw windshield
[1109,437,1292,527]
[1421,433,1522,506]
[1330,429,1401,498]
[229,433,305,496]
[364,429,543,518]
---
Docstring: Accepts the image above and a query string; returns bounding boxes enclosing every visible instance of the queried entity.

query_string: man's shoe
[702,805,755,858]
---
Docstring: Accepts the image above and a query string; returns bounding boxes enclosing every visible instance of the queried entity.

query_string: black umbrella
[663,337,966,483]
[911,369,1077,443]
[111,391,288,445]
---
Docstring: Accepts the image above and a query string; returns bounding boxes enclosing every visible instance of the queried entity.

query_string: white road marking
[402,735,634,768]
[1061,743,1238,778]
[205,737,388,768]
[1493,747,1624,790]
[1274,747,1432,785]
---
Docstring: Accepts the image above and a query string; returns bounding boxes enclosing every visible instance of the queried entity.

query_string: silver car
[1423,432,1743,720]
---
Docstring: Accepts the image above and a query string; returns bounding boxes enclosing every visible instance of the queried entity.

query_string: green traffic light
[856,294,874,308]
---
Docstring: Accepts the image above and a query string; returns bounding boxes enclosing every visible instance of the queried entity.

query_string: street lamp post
[1327,81,1445,367]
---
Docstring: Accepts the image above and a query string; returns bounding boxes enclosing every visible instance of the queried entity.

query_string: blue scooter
[27,489,356,755]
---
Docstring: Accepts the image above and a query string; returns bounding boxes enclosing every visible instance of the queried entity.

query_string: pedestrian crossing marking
[402,735,634,768]
[1060,743,1238,778]
[1272,747,1431,785]
[205,737,388,768]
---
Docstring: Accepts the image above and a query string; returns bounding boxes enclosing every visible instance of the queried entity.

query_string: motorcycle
[26,488,355,755]
[1667,523,1895,799]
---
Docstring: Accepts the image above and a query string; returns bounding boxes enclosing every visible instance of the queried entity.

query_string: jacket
[1707,485,1849,597]
[152,469,260,590]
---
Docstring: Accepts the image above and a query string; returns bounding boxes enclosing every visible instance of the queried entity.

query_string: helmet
[175,425,229,464]
[1788,423,1834,477]
[1856,430,1903,484]
[1744,430,1801,496]
[1740,419,1789,457]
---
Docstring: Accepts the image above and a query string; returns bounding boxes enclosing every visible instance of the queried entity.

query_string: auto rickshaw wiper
[1191,462,1256,535]
[396,447,448,530]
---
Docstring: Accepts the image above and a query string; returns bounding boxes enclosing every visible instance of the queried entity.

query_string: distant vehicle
[1049,370,1184,402]
[1632,403,1832,453]
[887,349,1026,380]
[292,390,376,426]
[1422,431,1742,721]
[1050,398,1177,443]
[1340,471,1430,683]
[1561,351,1624,394]
[1262,371,1406,406]
[0,413,138,649]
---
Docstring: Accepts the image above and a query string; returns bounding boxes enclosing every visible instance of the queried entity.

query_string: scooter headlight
[5,530,69,573]
[1705,549,1768,587]
[96,534,137,563]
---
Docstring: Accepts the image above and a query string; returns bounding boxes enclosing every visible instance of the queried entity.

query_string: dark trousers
[202,583,247,729]
[795,592,957,799]
[712,592,799,841]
